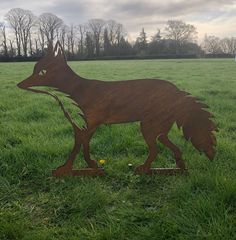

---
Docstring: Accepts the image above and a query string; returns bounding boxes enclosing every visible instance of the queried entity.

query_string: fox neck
[47,66,88,106]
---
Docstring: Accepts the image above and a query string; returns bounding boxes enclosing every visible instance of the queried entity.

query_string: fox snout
[17,75,37,89]
[17,79,27,89]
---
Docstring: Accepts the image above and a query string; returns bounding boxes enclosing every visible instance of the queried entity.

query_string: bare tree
[103,27,111,55]
[58,24,68,50]
[28,30,37,56]
[9,39,15,57]
[165,20,197,54]
[165,20,197,43]
[35,38,39,54]
[85,31,95,57]
[66,24,76,56]
[37,26,46,53]
[220,37,236,54]
[107,20,118,45]
[116,23,126,46]
[19,10,35,56]
[77,24,86,55]
[88,19,105,56]
[5,8,36,56]
[202,35,222,54]
[106,20,126,45]
[0,22,8,56]
[38,13,63,45]
[5,8,21,56]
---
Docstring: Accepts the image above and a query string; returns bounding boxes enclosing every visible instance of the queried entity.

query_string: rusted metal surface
[17,41,217,177]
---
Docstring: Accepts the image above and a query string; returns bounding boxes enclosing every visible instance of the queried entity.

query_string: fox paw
[87,160,98,169]
[52,165,72,177]
[135,164,151,174]
[176,159,186,170]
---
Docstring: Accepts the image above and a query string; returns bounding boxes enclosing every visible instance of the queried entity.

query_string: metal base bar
[52,168,105,177]
[135,168,187,175]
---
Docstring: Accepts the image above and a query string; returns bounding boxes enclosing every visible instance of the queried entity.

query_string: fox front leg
[53,127,98,177]
[53,126,82,176]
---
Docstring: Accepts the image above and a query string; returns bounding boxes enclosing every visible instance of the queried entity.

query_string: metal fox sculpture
[17,41,217,176]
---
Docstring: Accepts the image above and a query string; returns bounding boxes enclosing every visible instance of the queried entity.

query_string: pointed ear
[53,41,66,63]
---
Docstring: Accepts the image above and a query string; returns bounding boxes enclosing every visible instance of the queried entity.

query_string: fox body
[18,42,217,175]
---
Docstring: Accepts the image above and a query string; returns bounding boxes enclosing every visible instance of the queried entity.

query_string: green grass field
[0,59,236,240]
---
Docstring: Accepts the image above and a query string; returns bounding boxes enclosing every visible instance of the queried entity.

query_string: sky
[1,0,236,42]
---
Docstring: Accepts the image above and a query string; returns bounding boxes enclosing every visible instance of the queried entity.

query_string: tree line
[0,8,235,61]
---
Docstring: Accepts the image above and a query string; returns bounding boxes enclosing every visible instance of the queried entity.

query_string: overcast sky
[1,0,236,41]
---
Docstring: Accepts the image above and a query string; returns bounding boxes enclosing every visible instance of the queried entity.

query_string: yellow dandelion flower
[99,159,106,165]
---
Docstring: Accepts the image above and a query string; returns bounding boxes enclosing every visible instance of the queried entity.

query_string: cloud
[0,0,236,40]
[107,0,235,18]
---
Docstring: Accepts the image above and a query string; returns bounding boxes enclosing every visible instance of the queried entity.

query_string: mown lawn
[0,59,236,240]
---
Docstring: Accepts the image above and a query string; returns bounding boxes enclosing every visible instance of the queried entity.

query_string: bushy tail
[175,92,217,160]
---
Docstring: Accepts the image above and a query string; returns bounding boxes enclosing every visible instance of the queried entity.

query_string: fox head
[17,41,69,90]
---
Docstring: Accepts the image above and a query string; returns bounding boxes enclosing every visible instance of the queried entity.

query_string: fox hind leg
[135,122,159,173]
[159,135,185,169]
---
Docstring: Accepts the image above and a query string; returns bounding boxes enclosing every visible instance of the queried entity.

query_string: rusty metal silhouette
[17,41,217,177]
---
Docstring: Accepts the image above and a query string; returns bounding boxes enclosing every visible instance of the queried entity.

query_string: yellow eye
[39,70,47,76]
